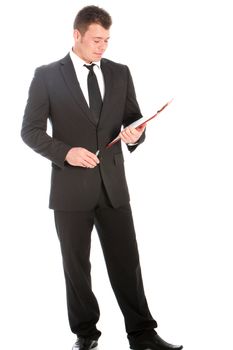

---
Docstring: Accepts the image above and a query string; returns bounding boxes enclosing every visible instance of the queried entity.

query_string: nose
[98,41,108,52]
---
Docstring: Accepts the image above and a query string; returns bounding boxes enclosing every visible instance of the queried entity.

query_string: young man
[21,5,183,350]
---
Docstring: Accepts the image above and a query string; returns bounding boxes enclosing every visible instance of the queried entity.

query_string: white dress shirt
[69,49,105,106]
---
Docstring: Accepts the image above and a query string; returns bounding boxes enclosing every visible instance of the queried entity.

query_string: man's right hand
[65,147,100,168]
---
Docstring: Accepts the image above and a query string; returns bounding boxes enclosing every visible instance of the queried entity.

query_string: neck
[72,47,91,64]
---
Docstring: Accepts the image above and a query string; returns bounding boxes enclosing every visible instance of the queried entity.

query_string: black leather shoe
[130,332,183,350]
[72,337,98,350]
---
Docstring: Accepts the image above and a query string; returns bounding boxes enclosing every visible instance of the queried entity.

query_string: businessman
[21,5,182,350]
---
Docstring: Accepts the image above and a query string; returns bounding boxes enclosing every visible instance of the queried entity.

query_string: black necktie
[84,64,102,125]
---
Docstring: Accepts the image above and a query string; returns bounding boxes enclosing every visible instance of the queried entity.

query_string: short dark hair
[73,5,112,34]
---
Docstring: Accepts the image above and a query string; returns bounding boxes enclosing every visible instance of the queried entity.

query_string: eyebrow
[93,36,110,40]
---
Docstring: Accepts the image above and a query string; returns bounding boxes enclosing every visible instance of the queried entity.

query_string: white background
[1,0,233,349]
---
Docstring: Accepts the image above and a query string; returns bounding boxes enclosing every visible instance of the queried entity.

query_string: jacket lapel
[59,54,96,127]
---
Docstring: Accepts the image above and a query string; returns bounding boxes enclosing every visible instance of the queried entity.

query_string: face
[73,23,110,63]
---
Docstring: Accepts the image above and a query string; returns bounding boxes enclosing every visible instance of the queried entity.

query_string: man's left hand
[119,124,146,145]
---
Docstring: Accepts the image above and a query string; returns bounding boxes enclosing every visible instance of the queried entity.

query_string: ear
[73,29,81,42]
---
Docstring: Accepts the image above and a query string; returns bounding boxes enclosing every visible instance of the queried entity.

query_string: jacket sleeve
[21,67,72,169]
[123,66,146,153]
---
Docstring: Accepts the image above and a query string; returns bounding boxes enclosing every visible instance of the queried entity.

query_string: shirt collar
[69,48,101,69]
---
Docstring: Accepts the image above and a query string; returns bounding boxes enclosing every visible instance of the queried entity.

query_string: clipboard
[106,98,174,149]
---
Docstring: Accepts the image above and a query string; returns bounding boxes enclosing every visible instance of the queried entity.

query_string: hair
[73,5,112,34]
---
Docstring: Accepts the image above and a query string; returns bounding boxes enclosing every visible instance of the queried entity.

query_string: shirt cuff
[127,142,139,146]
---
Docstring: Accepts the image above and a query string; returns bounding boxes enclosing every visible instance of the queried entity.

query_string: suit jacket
[21,53,145,210]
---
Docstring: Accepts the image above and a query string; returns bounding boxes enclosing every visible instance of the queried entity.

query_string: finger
[123,127,132,136]
[120,133,134,144]
[128,126,137,133]
[136,124,146,132]
[122,127,139,141]
[130,125,145,135]
[81,159,95,168]
[84,150,100,164]
[119,133,127,142]
[121,130,132,142]
[84,156,99,167]
[128,127,141,137]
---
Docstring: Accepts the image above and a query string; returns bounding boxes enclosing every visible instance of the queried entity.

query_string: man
[21,5,183,350]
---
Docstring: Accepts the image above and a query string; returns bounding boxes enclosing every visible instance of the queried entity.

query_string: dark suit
[22,54,145,210]
[21,53,157,343]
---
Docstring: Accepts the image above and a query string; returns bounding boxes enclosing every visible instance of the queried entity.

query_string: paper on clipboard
[106,98,174,149]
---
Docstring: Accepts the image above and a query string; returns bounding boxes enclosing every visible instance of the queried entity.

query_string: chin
[93,55,102,61]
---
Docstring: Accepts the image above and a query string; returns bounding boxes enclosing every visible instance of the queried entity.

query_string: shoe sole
[72,343,98,350]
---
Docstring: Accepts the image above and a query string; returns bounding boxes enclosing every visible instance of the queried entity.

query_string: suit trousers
[53,182,157,341]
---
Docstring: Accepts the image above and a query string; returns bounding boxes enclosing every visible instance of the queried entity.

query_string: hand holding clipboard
[106,98,174,149]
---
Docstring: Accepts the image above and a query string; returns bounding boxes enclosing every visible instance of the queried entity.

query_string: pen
[95,150,100,157]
